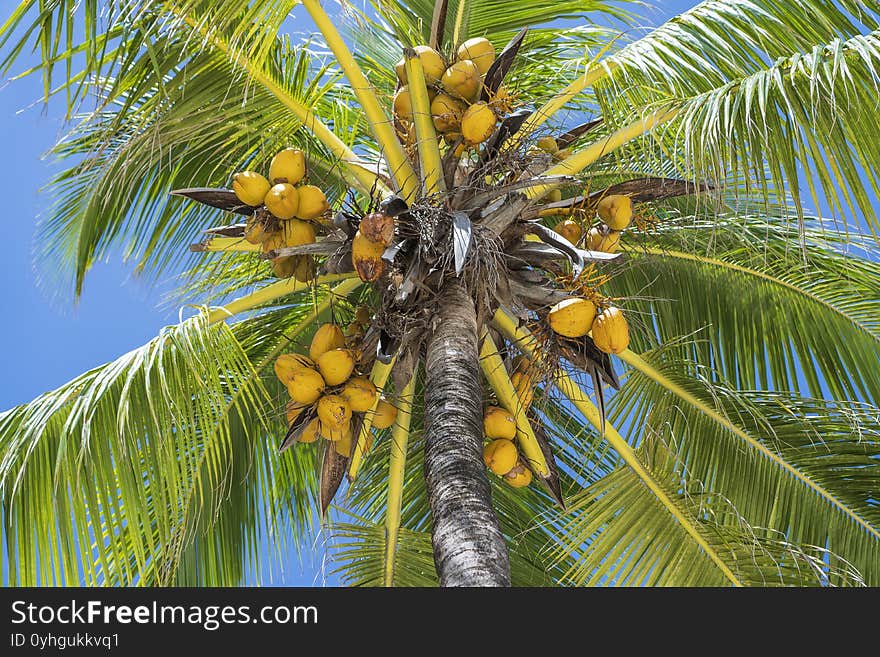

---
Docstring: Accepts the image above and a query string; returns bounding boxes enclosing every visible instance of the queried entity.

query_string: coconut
[430,93,466,133]
[360,212,395,246]
[317,394,352,428]
[586,227,621,253]
[597,194,633,231]
[482,439,518,476]
[548,297,597,338]
[483,406,517,440]
[545,188,562,203]
[413,45,446,85]
[352,230,386,282]
[269,148,306,185]
[293,255,316,283]
[504,462,533,488]
[264,183,300,220]
[441,59,482,102]
[316,348,356,386]
[393,86,413,122]
[309,323,346,362]
[591,306,630,354]
[556,219,582,245]
[244,216,268,244]
[282,218,315,246]
[460,101,496,144]
[372,397,398,429]
[287,367,325,405]
[260,231,285,256]
[341,376,378,412]
[231,171,271,207]
[332,425,354,455]
[295,185,329,220]
[456,37,495,76]
[271,255,297,278]
[510,370,534,408]
[299,417,321,443]
[536,136,558,154]
[274,353,314,383]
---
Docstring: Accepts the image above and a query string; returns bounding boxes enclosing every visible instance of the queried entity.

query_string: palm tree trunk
[423,279,511,586]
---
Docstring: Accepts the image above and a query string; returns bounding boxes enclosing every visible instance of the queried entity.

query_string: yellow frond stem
[348,357,396,480]
[206,274,359,325]
[618,348,880,543]
[196,237,260,253]
[518,63,615,141]
[383,375,416,587]
[167,3,386,197]
[491,309,743,586]
[479,329,549,477]
[525,107,679,200]
[300,0,418,201]
[404,50,445,196]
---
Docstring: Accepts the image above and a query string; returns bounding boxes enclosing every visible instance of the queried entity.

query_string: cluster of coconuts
[554,190,635,255]
[351,211,395,283]
[275,322,398,457]
[481,406,533,488]
[392,38,511,152]
[231,148,331,279]
[547,299,630,354]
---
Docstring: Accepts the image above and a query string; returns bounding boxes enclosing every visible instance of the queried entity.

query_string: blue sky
[0,0,768,586]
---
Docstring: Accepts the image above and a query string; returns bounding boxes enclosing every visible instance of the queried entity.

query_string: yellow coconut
[316,348,356,386]
[360,212,395,246]
[299,417,321,443]
[460,101,496,145]
[260,231,285,256]
[269,148,306,185]
[352,230,386,283]
[586,227,621,253]
[295,185,329,221]
[264,183,300,220]
[504,462,533,488]
[244,216,269,244]
[591,306,630,355]
[483,406,517,440]
[282,218,316,247]
[545,188,563,203]
[556,219,583,245]
[293,255,316,283]
[596,194,633,231]
[441,59,482,102]
[548,297,597,338]
[393,86,413,122]
[511,354,531,374]
[341,376,378,412]
[332,424,354,454]
[510,369,535,409]
[372,397,398,429]
[431,93,466,133]
[415,45,447,83]
[482,439,519,476]
[309,323,346,362]
[274,353,314,384]
[271,255,297,278]
[287,367,326,405]
[536,136,558,154]
[456,37,495,76]
[317,394,352,429]
[232,171,271,207]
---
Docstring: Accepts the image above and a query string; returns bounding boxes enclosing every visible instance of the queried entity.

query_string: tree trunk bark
[423,279,511,586]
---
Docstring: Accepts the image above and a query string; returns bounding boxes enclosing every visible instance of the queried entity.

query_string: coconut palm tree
[1,0,879,587]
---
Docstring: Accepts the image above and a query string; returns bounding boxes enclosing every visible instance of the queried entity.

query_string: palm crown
[1,0,879,587]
